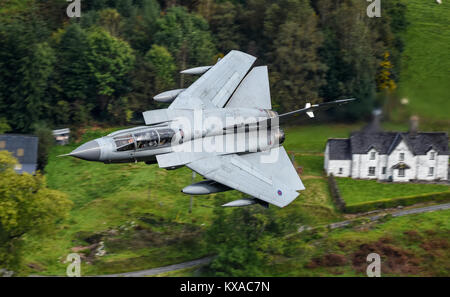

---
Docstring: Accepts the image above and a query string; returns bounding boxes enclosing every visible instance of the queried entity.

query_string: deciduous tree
[267,0,327,111]
[0,151,72,269]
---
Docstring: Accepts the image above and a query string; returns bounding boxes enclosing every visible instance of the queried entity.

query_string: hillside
[20,124,360,276]
[18,122,450,276]
[396,0,450,122]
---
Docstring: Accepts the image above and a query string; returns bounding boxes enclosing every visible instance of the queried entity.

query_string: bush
[33,122,54,171]
[345,191,450,213]
[328,174,346,211]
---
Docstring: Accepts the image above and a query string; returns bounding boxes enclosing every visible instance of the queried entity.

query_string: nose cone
[69,140,101,161]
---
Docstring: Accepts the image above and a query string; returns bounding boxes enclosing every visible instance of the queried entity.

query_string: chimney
[362,109,382,133]
[409,115,419,137]
[372,109,382,131]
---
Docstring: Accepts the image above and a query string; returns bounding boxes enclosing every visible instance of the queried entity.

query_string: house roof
[0,134,38,172]
[392,162,411,169]
[15,164,38,174]
[327,138,351,160]
[327,131,448,160]
[350,131,398,154]
[52,128,70,135]
[400,132,448,155]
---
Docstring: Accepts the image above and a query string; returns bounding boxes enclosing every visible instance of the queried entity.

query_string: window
[338,168,343,175]
[14,164,22,171]
[398,168,405,177]
[428,167,434,176]
[156,128,176,147]
[370,152,376,160]
[399,153,405,161]
[368,167,376,176]
[382,167,386,175]
[17,148,24,157]
[117,142,135,152]
[430,152,435,160]
[0,141,5,149]
[135,130,159,150]
[113,128,176,152]
[114,134,135,151]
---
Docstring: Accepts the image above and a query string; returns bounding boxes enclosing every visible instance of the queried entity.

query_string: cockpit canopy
[113,127,175,152]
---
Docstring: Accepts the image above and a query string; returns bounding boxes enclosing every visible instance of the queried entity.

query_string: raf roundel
[277,190,283,196]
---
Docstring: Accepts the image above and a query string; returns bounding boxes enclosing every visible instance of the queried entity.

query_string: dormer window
[370,152,376,160]
[430,152,435,160]
[399,153,405,161]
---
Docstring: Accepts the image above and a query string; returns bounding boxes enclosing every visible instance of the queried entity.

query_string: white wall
[324,143,352,176]
[415,150,448,181]
[355,148,381,179]
[378,154,389,180]
[327,160,352,177]
[436,155,449,180]
[352,154,361,178]
[387,140,415,182]
[324,143,329,171]
[416,149,437,180]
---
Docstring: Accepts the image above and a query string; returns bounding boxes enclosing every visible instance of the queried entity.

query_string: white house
[52,128,70,145]
[0,134,38,174]
[324,130,449,182]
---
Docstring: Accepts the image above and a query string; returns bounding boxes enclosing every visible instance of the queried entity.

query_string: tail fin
[226,66,272,109]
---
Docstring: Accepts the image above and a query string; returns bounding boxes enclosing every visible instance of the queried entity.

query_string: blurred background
[0,0,448,277]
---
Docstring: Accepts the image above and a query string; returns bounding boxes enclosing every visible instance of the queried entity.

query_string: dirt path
[328,202,450,229]
[34,203,449,277]
[98,256,214,277]
[101,203,450,276]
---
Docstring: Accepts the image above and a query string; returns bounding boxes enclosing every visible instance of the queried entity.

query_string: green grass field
[18,123,449,276]
[274,209,450,276]
[166,209,450,277]
[283,123,363,153]
[336,178,450,206]
[294,155,325,176]
[19,125,350,276]
[396,0,450,121]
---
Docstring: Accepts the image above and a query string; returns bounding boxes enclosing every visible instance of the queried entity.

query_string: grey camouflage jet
[63,50,354,208]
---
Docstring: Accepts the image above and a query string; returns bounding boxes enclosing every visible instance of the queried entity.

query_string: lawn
[275,209,450,276]
[19,125,345,276]
[294,155,325,177]
[163,209,450,276]
[396,0,450,121]
[20,126,235,275]
[283,123,363,153]
[20,122,447,276]
[336,177,450,206]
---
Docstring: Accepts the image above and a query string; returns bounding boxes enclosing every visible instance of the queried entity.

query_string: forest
[0,0,407,134]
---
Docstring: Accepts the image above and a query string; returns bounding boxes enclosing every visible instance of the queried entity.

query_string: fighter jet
[63,50,354,208]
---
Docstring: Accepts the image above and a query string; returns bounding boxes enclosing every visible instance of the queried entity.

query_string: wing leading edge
[169,50,256,110]
[186,146,304,208]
